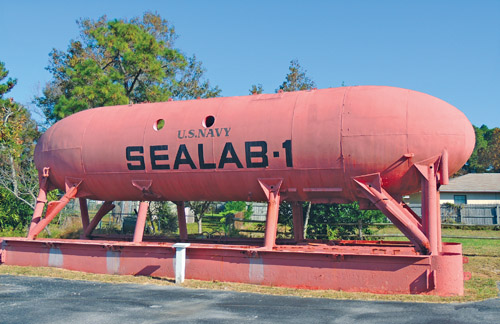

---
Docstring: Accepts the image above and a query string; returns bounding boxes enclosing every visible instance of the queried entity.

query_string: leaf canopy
[36,12,220,123]
[277,59,316,92]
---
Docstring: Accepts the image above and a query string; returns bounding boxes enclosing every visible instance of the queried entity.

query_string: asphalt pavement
[0,275,498,324]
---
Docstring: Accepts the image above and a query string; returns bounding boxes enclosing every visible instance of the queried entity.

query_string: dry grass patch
[1,260,498,303]
[0,265,175,285]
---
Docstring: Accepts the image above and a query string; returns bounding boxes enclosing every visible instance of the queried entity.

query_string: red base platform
[0,237,466,296]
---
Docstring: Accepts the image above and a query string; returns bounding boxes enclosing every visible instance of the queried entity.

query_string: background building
[408,173,500,205]
[407,173,500,225]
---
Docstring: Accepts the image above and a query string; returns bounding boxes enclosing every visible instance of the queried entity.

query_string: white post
[173,243,190,284]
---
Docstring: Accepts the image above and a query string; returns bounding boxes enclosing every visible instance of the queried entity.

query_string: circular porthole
[153,119,165,131]
[203,115,215,128]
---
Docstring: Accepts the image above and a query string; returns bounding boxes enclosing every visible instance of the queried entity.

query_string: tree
[35,12,220,123]
[0,188,36,232]
[306,203,385,240]
[223,201,252,219]
[460,125,489,173]
[460,125,500,174]
[147,201,178,234]
[0,61,40,229]
[276,59,315,92]
[172,55,221,100]
[249,84,263,95]
[213,201,253,236]
[479,128,500,172]
[186,201,212,234]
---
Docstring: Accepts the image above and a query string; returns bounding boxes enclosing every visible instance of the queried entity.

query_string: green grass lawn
[366,225,500,300]
[369,226,500,254]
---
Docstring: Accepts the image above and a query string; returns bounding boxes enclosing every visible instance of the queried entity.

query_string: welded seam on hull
[340,87,348,165]
[340,87,352,201]
[335,134,412,137]
[144,105,156,175]
[80,109,99,175]
[211,96,225,173]
[290,91,301,175]
[405,89,410,162]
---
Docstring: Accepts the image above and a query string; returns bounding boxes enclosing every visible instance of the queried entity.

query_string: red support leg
[133,201,149,243]
[421,173,428,238]
[84,201,115,237]
[79,198,90,232]
[354,174,430,253]
[436,191,442,253]
[401,201,422,224]
[439,149,449,185]
[264,196,280,249]
[258,179,283,250]
[415,160,443,255]
[28,185,78,239]
[424,164,439,255]
[28,177,48,236]
[435,150,448,253]
[292,202,304,242]
[175,201,188,241]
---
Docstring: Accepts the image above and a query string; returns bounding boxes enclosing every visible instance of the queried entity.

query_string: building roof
[441,173,500,193]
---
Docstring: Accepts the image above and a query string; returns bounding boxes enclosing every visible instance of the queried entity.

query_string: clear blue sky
[1,0,499,127]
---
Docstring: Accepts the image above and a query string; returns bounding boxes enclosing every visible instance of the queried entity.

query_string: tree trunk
[9,154,18,197]
[303,202,312,239]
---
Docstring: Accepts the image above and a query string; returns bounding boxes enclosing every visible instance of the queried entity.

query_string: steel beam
[0,237,466,296]
[28,177,48,236]
[79,198,90,232]
[28,185,78,239]
[133,201,149,243]
[175,201,188,241]
[436,191,442,253]
[415,161,442,255]
[292,202,304,242]
[258,179,283,250]
[354,174,430,253]
[84,201,115,237]
[423,163,439,255]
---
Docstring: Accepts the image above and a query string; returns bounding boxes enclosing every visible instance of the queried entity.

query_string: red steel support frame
[416,161,441,255]
[79,198,90,233]
[259,179,283,250]
[0,237,466,296]
[436,191,443,253]
[436,151,448,254]
[3,155,465,296]
[292,202,304,242]
[354,174,430,253]
[29,177,49,235]
[28,184,79,239]
[175,201,188,241]
[133,201,150,243]
[426,163,439,255]
[84,201,115,237]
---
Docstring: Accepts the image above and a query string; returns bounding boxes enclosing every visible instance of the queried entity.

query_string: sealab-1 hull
[21,86,474,295]
[34,86,474,203]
